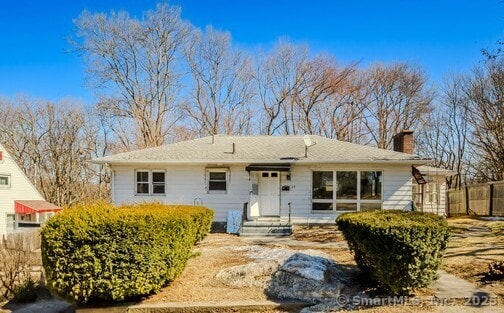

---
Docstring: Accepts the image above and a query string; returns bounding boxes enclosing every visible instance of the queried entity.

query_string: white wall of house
[421,176,447,216]
[111,162,413,223]
[112,164,250,222]
[0,146,44,237]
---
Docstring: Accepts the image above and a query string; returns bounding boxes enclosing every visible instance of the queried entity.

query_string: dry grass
[443,217,504,300]
[140,217,504,311]
[143,234,269,304]
[291,225,344,243]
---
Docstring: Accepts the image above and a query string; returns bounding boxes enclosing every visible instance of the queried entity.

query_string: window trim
[311,169,383,213]
[151,170,166,195]
[134,170,166,196]
[206,168,229,194]
[424,181,438,205]
[0,173,11,189]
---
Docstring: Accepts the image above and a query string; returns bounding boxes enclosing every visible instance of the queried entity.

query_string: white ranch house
[0,143,61,238]
[92,133,438,234]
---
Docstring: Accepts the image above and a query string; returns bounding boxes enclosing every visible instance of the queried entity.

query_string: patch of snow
[480,216,504,221]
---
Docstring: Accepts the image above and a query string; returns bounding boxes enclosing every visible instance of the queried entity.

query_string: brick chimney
[393,130,414,154]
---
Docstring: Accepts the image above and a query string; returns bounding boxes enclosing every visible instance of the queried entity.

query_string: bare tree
[0,236,37,300]
[417,74,470,188]
[290,56,356,135]
[361,63,433,149]
[465,60,504,181]
[183,26,255,136]
[311,68,367,143]
[254,41,309,135]
[0,98,109,206]
[73,4,190,149]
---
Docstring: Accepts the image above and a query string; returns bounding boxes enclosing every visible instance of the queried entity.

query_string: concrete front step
[128,300,308,312]
[240,221,292,237]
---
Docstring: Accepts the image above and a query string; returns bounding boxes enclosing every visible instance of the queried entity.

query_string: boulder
[266,253,342,303]
[216,246,344,303]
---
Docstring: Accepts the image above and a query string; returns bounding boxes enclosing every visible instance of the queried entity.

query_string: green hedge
[336,210,450,294]
[41,202,213,303]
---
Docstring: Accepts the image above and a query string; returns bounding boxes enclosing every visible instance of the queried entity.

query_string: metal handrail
[288,202,292,226]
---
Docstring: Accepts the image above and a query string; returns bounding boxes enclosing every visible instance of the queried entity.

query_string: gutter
[89,158,430,166]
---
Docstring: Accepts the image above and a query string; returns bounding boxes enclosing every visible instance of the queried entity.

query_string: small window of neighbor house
[136,170,149,195]
[0,174,10,188]
[207,169,228,192]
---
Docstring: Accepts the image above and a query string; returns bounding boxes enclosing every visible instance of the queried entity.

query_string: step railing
[288,202,292,226]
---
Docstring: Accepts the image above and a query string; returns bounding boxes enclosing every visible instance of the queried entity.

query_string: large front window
[312,170,382,212]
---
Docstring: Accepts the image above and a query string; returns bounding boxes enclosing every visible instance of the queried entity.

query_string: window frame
[135,170,150,195]
[312,171,334,211]
[206,168,229,194]
[424,181,438,205]
[0,173,11,188]
[151,170,166,195]
[134,170,166,196]
[311,169,383,213]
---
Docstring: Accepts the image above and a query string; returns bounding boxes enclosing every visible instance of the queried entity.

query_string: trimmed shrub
[336,210,450,294]
[41,202,213,303]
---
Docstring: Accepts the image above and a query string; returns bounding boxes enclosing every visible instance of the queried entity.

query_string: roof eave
[90,158,430,166]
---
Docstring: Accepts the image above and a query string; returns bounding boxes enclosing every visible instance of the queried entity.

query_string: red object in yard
[0,151,3,160]
[15,200,61,214]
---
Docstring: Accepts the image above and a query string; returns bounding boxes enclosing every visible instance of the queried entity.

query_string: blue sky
[0,0,502,104]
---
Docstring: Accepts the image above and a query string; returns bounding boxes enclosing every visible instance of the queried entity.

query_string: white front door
[259,172,280,216]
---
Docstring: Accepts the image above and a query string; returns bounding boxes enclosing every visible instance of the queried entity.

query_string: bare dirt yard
[133,217,504,312]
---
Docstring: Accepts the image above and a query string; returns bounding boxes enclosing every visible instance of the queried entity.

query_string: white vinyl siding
[114,165,249,222]
[111,163,413,223]
[282,164,412,224]
[0,145,44,237]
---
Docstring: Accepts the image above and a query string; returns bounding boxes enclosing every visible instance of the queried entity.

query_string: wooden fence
[447,181,504,216]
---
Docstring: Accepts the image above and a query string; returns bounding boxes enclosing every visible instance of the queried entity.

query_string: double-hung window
[136,171,149,194]
[312,170,382,212]
[0,174,10,188]
[135,170,165,195]
[207,169,228,193]
[152,171,166,194]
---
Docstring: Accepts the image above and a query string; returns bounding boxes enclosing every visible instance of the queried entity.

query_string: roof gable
[0,142,44,200]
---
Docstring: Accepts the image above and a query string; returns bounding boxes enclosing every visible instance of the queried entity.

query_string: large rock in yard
[216,246,343,303]
[266,252,342,302]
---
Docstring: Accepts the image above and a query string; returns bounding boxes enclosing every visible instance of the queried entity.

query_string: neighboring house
[92,132,431,233]
[0,143,61,238]
[413,165,457,216]
[391,130,457,216]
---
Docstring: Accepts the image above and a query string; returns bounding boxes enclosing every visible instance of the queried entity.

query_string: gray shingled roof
[91,135,428,164]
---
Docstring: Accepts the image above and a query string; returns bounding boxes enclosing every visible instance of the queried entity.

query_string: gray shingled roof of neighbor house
[417,165,458,176]
[91,135,430,164]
